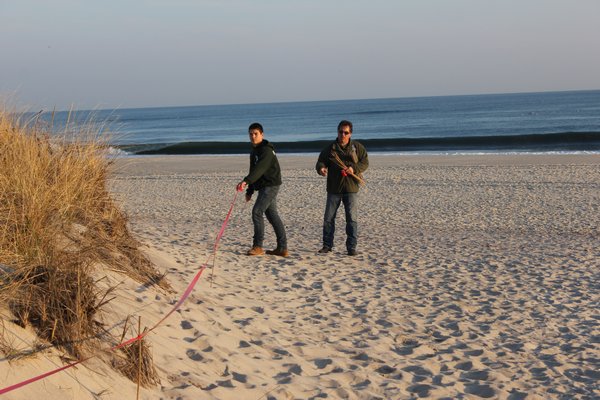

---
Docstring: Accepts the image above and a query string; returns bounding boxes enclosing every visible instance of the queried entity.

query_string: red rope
[0,190,240,395]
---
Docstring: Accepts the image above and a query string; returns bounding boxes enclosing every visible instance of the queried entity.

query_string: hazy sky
[1,0,599,110]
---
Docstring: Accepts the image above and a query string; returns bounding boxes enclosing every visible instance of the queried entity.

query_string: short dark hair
[337,120,353,133]
[248,122,263,133]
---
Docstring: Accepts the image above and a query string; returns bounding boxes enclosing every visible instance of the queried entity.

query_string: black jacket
[243,140,282,194]
[315,140,368,194]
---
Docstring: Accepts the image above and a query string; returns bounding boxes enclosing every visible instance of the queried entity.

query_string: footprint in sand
[216,379,234,388]
[407,384,432,397]
[233,317,253,327]
[273,372,292,384]
[185,349,203,361]
[284,363,302,375]
[180,320,193,329]
[460,370,489,380]
[232,371,247,383]
[352,379,371,390]
[375,365,396,375]
[464,383,496,398]
[314,358,332,369]
[403,365,433,382]
[455,360,473,370]
[351,352,369,361]
[464,349,484,357]
[507,391,528,400]
[273,348,291,357]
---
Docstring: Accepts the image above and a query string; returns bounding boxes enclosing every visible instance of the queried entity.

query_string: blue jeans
[323,192,358,251]
[252,185,287,249]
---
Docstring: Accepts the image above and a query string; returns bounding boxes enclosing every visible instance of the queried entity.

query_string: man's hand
[345,166,354,175]
[319,167,328,176]
[236,181,247,192]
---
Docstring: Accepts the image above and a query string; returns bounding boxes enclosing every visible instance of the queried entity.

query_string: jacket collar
[333,138,352,152]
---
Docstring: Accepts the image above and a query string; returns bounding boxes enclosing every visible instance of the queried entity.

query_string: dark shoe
[246,246,264,256]
[318,246,332,254]
[347,249,358,256]
[266,248,289,257]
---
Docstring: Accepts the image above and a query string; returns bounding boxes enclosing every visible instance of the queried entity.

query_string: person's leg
[343,192,358,252]
[263,186,287,250]
[251,188,271,248]
[322,193,342,249]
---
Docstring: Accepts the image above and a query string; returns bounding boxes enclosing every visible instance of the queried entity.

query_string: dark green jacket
[243,140,282,194]
[315,140,368,194]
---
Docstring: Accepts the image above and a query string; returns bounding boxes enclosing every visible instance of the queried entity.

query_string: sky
[1,0,599,110]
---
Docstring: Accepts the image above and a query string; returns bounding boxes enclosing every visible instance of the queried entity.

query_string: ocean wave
[119,131,600,155]
[106,146,131,156]
[351,109,427,115]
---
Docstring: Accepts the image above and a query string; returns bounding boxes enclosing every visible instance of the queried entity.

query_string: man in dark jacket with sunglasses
[315,120,369,256]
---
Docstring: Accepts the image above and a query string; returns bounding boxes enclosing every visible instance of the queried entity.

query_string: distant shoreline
[115,131,600,156]
[113,153,600,177]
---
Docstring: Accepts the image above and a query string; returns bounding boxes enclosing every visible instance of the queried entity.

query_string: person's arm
[235,181,253,202]
[245,186,254,201]
[349,143,369,175]
[235,181,254,201]
[244,147,274,184]
[315,147,330,176]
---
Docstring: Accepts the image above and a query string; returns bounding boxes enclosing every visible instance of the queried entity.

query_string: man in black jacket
[315,120,368,256]
[236,123,288,257]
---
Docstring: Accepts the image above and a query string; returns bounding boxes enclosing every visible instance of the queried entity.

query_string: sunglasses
[338,130,352,136]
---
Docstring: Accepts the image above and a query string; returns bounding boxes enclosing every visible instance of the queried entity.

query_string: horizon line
[27,88,600,114]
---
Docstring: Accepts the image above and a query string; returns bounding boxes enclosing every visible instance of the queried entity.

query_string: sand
[1,154,598,399]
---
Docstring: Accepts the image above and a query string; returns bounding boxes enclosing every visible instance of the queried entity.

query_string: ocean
[43,90,600,155]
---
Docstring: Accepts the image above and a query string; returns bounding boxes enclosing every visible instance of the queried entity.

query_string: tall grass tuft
[113,317,160,388]
[0,107,167,367]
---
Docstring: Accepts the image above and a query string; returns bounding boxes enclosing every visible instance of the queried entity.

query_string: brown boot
[266,248,289,257]
[318,246,332,254]
[246,246,264,256]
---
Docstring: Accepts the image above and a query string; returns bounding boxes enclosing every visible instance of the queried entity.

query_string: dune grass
[0,107,166,382]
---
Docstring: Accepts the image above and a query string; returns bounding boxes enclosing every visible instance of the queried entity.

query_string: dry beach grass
[0,109,165,389]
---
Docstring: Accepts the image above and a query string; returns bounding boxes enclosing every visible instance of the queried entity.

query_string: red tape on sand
[0,190,240,395]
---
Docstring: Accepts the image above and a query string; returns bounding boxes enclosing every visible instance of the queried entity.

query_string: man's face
[337,125,352,146]
[249,129,264,146]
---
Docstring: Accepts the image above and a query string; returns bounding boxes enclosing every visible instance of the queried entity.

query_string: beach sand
[1,154,598,399]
